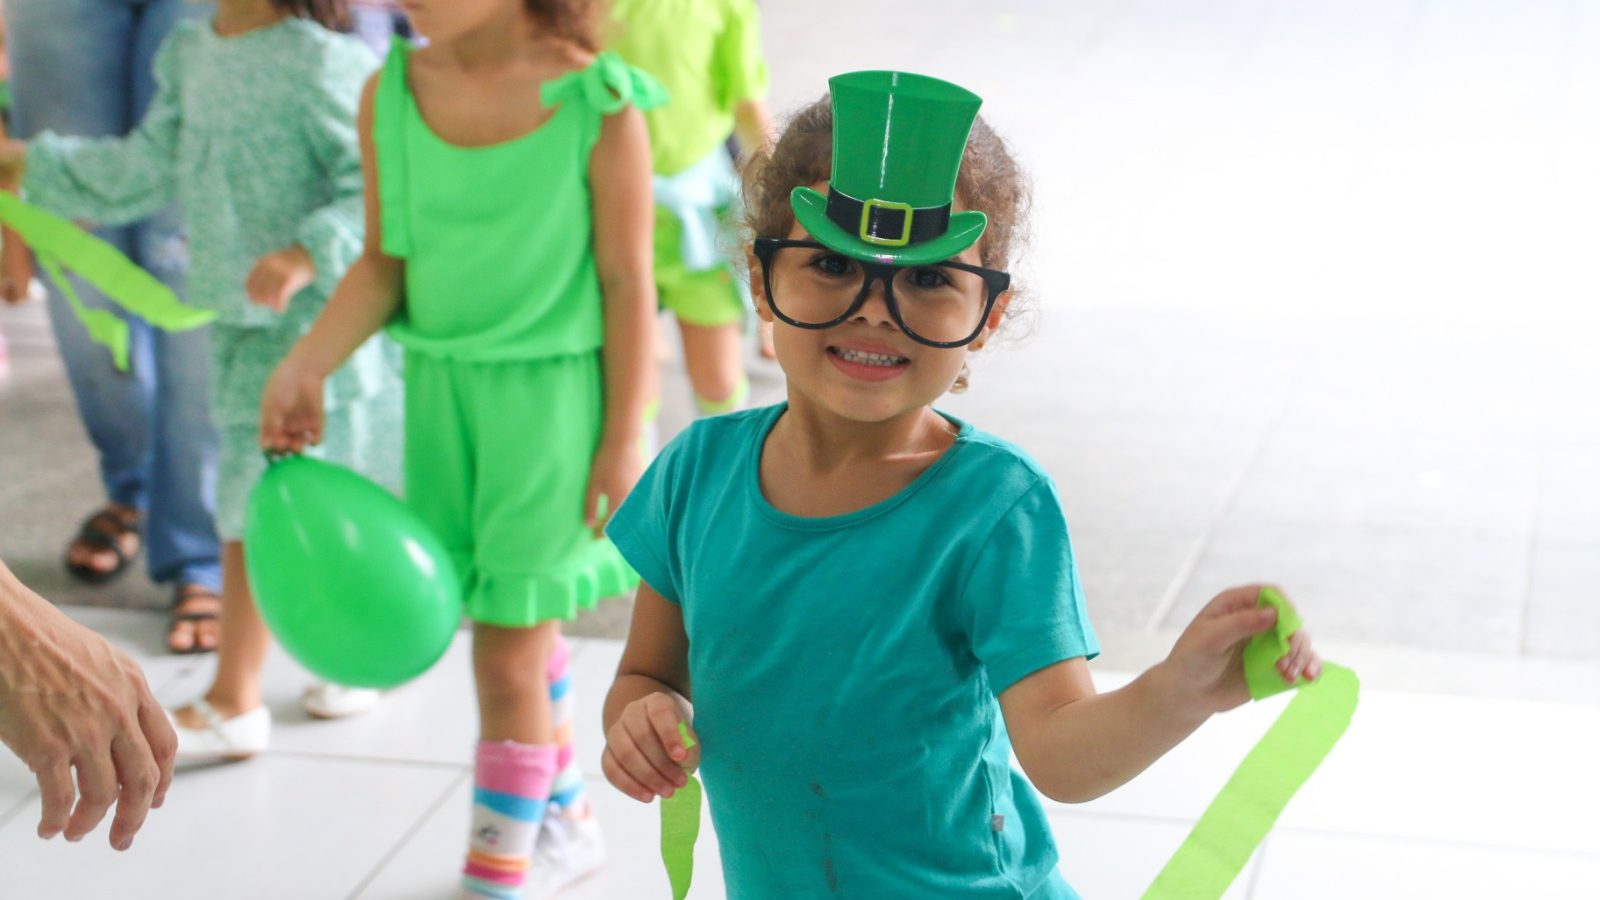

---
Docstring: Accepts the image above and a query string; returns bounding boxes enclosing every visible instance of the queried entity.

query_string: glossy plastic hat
[790,70,987,266]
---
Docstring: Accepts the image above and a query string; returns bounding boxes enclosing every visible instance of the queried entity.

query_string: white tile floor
[5,0,1600,896]
[1,608,1596,900]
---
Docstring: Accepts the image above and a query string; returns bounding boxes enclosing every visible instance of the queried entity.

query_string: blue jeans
[4,0,221,591]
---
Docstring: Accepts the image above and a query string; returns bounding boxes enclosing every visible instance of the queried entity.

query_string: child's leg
[544,630,589,818]
[463,620,560,899]
[173,541,270,726]
[678,318,749,415]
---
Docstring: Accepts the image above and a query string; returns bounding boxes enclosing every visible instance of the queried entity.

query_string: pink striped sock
[461,740,557,899]
[545,634,588,817]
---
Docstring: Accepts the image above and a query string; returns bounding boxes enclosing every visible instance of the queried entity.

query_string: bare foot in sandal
[64,504,141,584]
[167,584,221,655]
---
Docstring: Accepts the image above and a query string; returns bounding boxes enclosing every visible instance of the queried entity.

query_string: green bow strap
[1141,587,1360,899]
[540,52,669,115]
[0,192,214,371]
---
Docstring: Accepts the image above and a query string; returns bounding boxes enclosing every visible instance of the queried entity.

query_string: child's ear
[747,247,775,323]
[973,289,1012,349]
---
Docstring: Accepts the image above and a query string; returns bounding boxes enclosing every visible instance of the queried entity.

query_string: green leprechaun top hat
[791,70,986,266]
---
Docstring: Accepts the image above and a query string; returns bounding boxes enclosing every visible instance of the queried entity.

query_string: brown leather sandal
[64,506,142,584]
[168,584,221,655]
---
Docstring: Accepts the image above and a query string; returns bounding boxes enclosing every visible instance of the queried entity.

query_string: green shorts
[653,204,747,328]
[404,350,638,627]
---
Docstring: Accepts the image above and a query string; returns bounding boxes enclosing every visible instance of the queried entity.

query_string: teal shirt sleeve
[22,25,189,225]
[713,0,768,109]
[293,38,376,300]
[960,479,1099,696]
[607,428,689,604]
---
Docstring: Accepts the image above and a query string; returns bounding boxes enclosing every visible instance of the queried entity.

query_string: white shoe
[168,700,271,762]
[526,803,606,898]
[300,682,384,720]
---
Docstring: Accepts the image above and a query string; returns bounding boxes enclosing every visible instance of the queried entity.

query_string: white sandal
[168,699,271,762]
[300,682,383,720]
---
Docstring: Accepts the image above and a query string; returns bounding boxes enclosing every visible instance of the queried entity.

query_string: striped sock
[693,375,750,417]
[460,740,558,899]
[545,634,589,818]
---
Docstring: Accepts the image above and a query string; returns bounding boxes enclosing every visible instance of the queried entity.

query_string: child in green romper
[609,0,773,415]
[260,1,661,895]
[0,2,402,755]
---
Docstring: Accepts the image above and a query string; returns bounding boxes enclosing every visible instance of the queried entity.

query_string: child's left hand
[1159,584,1322,716]
[585,435,644,538]
[245,245,315,313]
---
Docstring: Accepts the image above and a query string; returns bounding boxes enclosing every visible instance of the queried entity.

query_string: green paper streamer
[36,254,128,371]
[1141,588,1360,900]
[0,192,213,370]
[661,722,701,900]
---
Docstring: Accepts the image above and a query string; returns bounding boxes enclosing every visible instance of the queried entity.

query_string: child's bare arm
[733,98,773,157]
[1001,585,1320,803]
[602,581,697,803]
[262,72,401,451]
[583,103,658,534]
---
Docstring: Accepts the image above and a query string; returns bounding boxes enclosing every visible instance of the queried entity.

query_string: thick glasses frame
[752,238,1012,349]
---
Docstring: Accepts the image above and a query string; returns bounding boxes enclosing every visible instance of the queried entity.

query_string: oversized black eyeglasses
[752,238,1011,349]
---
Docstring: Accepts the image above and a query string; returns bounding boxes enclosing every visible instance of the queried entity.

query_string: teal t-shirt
[607,403,1098,898]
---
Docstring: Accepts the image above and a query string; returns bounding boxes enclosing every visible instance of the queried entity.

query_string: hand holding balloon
[259,354,326,453]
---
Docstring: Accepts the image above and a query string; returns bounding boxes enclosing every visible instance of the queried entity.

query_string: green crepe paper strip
[662,721,701,900]
[35,254,129,371]
[1141,587,1360,900]
[1244,587,1304,700]
[0,192,213,371]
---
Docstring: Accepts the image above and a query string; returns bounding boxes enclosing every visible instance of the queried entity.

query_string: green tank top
[376,39,666,360]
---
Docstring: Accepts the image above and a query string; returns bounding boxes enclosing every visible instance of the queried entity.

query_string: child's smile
[824,338,913,382]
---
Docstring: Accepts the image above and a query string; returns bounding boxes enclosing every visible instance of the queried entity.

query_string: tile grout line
[343,766,471,900]
[1143,346,1314,632]
[1512,363,1549,657]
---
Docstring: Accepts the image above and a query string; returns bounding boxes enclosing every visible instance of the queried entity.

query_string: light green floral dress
[23,17,403,539]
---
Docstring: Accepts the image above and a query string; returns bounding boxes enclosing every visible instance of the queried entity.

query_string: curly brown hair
[524,0,607,52]
[743,95,1035,389]
[272,0,352,32]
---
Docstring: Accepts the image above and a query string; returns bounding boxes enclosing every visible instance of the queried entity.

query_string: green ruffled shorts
[404,349,638,627]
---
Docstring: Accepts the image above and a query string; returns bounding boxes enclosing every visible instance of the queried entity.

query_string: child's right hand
[602,692,700,804]
[259,356,326,453]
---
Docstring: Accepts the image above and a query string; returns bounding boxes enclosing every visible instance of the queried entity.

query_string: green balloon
[244,456,462,688]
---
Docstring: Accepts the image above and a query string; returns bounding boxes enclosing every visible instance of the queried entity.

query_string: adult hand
[0,561,177,850]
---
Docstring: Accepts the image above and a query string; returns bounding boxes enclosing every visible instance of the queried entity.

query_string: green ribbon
[661,721,701,900]
[1141,587,1360,899]
[0,192,214,371]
